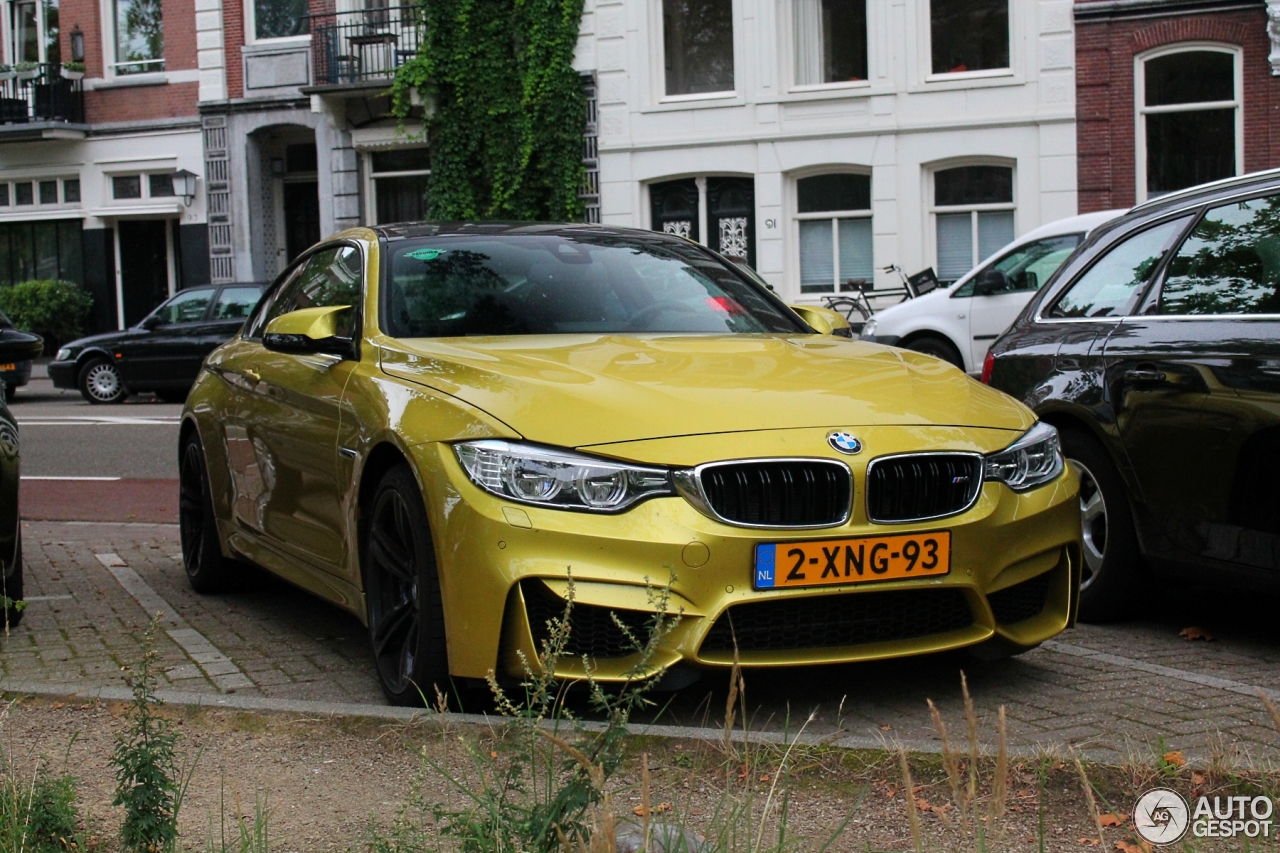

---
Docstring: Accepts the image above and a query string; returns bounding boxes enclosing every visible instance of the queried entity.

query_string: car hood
[867,287,953,329]
[379,334,1034,447]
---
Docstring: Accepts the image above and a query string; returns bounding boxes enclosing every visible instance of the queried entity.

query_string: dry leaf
[1078,839,1101,847]
[1192,771,1206,786]
[878,723,893,731]
[1162,751,1187,768]
[1099,813,1126,827]
[1114,840,1151,853]
[758,774,771,783]
[1180,626,1215,641]
[934,803,955,814]
[915,797,934,812]
[488,751,498,759]
[633,803,672,816]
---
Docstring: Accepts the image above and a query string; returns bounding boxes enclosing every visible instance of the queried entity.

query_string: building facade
[195,0,430,287]
[1076,0,1280,213]
[0,0,210,333]
[580,0,1079,300]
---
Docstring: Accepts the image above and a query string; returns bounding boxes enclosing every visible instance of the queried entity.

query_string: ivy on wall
[392,0,587,221]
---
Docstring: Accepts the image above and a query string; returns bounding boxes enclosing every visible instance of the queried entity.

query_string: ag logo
[827,431,863,455]
[1134,788,1190,845]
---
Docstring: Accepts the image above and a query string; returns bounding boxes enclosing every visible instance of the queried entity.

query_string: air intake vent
[700,588,973,654]
[867,454,983,523]
[521,580,652,659]
[987,571,1052,625]
[692,460,851,528]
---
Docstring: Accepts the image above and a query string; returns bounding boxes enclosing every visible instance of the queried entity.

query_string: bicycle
[819,265,940,325]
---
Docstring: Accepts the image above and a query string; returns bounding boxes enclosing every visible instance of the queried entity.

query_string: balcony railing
[310,5,424,87]
[0,64,85,125]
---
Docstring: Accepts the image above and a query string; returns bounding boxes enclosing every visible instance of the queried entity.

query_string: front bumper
[0,360,32,389]
[47,360,77,389]
[411,427,1081,681]
[859,334,902,346]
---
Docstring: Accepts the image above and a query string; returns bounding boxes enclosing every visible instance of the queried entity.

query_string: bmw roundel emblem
[828,431,863,454]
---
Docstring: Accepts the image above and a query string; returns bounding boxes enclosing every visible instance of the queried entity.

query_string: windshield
[382,233,807,337]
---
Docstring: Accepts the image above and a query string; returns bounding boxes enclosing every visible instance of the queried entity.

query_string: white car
[860,209,1126,373]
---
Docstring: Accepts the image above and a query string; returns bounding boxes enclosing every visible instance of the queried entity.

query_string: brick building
[1076,0,1280,212]
[0,0,210,333]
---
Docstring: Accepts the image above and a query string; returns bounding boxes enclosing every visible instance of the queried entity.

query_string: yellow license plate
[0,364,14,371]
[754,531,951,590]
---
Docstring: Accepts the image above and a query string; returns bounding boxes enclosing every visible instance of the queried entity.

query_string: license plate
[754,531,951,590]
[0,364,14,371]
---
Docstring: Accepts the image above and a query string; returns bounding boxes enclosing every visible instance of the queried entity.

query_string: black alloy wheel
[1061,427,1143,622]
[179,432,241,592]
[3,530,22,631]
[364,465,448,706]
[78,358,128,404]
[906,335,965,370]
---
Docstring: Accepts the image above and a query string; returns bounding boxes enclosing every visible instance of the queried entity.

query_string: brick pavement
[6,519,1280,765]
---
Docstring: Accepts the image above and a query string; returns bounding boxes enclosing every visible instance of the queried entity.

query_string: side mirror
[263,305,354,357]
[141,314,163,330]
[972,269,1010,297]
[0,328,43,362]
[788,304,851,337]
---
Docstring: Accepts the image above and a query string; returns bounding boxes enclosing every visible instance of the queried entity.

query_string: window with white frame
[7,0,61,65]
[929,0,1007,75]
[663,0,734,96]
[112,0,163,75]
[367,149,430,225]
[249,0,309,41]
[1137,47,1240,201]
[796,173,873,294]
[932,164,1014,284]
[793,0,866,87]
[110,172,177,202]
[0,177,78,208]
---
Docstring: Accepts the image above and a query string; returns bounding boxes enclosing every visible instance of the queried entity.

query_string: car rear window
[382,233,805,337]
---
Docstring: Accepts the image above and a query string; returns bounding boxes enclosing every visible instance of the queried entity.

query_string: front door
[707,177,755,267]
[1109,192,1280,571]
[118,220,170,327]
[284,181,320,264]
[219,245,363,576]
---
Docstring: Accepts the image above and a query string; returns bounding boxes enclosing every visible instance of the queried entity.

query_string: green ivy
[392,0,587,221]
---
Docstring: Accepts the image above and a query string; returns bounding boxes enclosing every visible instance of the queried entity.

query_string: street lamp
[171,169,199,207]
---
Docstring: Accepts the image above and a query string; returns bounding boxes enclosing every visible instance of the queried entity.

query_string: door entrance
[118,220,170,328]
[284,182,320,263]
[707,177,755,267]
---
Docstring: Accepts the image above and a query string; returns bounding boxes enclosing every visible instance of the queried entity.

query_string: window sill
[759,84,888,105]
[913,68,1020,93]
[90,72,169,90]
[243,35,312,51]
[642,91,743,113]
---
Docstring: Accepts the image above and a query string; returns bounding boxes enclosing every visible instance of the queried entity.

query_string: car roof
[371,221,680,242]
[1128,167,1280,217]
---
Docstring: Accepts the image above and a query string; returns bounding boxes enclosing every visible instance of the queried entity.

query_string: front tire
[179,431,242,592]
[3,531,23,631]
[78,358,128,404]
[1061,428,1143,623]
[905,334,965,370]
[363,465,448,706]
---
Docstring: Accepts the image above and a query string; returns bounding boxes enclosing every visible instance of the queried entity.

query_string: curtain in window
[936,213,972,282]
[794,0,823,86]
[977,212,1014,264]
[838,218,872,281]
[799,220,834,291]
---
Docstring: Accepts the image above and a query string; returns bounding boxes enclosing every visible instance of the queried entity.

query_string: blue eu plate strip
[754,544,776,589]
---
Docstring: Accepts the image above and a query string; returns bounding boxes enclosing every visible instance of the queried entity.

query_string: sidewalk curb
[0,678,1130,764]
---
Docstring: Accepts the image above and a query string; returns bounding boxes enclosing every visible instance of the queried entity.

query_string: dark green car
[1,325,44,629]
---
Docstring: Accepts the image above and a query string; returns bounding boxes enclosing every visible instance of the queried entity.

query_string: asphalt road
[9,373,182,479]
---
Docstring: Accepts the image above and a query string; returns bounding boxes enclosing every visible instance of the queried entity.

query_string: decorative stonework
[1269,1,1280,75]
[718,216,749,259]
[663,220,692,238]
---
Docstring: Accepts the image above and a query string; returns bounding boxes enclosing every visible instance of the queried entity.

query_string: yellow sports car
[180,224,1081,705]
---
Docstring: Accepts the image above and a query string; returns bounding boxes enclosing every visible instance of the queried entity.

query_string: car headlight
[55,347,72,361]
[983,422,1064,491]
[860,318,878,338]
[454,440,673,512]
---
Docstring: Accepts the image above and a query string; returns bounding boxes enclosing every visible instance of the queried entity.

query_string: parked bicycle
[819,265,940,329]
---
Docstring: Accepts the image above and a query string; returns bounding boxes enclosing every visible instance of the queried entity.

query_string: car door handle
[242,368,260,383]
[1124,368,1167,384]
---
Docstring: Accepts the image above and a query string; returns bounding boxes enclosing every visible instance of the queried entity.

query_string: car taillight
[981,351,995,384]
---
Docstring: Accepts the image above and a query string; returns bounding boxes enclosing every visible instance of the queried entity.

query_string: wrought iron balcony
[310,5,424,87]
[0,64,85,129]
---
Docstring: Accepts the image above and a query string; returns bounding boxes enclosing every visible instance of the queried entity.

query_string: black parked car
[986,169,1280,621]
[49,283,265,404]
[0,324,43,628]
[0,310,36,402]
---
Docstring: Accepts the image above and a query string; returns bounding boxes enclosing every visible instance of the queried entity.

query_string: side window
[213,286,265,321]
[1159,194,1280,316]
[151,289,214,325]
[1049,217,1190,318]
[954,234,1082,297]
[244,263,306,340]
[261,245,363,338]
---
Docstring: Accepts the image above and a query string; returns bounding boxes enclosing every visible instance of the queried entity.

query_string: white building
[576,0,1078,301]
